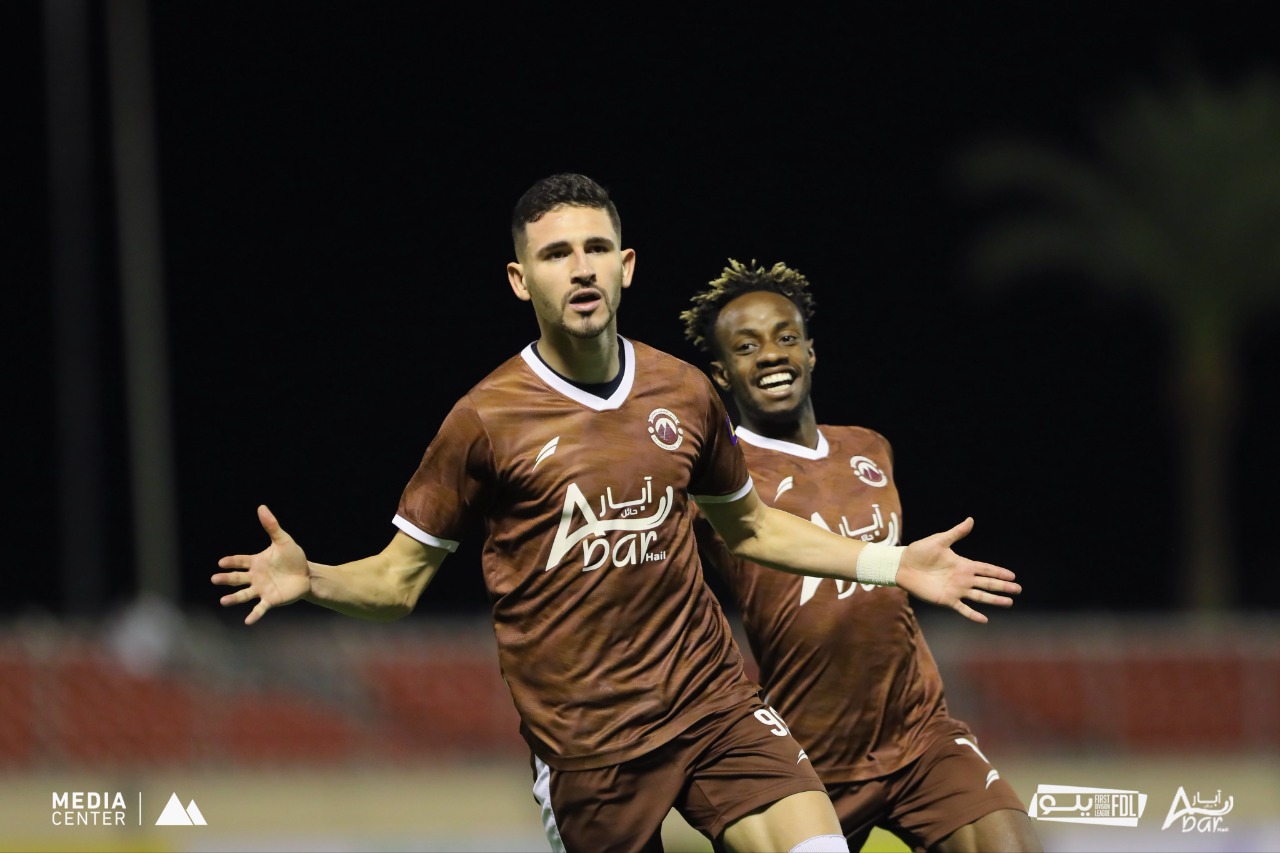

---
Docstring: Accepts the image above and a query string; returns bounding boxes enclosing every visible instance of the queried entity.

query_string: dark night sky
[9,3,1280,621]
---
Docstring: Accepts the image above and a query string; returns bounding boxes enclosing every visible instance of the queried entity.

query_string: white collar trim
[520,337,636,412]
[733,426,829,460]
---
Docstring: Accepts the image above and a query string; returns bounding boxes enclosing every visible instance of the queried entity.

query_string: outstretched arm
[212,504,449,625]
[696,487,1020,623]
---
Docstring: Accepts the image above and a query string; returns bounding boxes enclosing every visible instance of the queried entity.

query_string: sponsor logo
[1162,787,1232,834]
[1029,784,1147,826]
[850,455,887,487]
[49,790,209,828]
[648,408,684,450]
[548,476,673,571]
[774,476,794,502]
[534,436,559,469]
[953,737,1001,789]
[798,504,900,605]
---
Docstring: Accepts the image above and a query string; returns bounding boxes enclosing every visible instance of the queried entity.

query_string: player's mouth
[756,370,796,397]
[568,288,604,314]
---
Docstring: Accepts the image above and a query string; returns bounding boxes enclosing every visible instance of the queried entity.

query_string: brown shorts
[826,730,1027,852]
[531,700,827,853]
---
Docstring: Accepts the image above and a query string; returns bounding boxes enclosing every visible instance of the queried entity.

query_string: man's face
[710,290,815,423]
[507,205,635,340]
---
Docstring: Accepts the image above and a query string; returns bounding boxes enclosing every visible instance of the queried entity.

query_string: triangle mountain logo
[155,792,207,826]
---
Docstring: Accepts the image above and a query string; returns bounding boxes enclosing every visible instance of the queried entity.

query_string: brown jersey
[394,338,761,770]
[696,425,968,783]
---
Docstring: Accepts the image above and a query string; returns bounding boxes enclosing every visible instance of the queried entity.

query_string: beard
[555,287,620,339]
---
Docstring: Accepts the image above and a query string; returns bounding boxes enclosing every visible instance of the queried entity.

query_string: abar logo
[547,477,674,571]
[850,455,888,488]
[1162,787,1233,833]
[648,408,684,450]
[155,792,207,826]
[1029,784,1146,826]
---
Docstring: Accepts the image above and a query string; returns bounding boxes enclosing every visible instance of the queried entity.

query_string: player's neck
[534,326,621,384]
[738,402,819,450]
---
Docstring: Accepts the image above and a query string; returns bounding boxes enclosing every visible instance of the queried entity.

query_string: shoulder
[628,338,704,377]
[627,338,718,398]
[820,424,894,456]
[463,350,536,404]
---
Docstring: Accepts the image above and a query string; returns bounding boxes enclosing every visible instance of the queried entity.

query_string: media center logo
[1029,784,1147,827]
[51,791,133,826]
[50,790,207,827]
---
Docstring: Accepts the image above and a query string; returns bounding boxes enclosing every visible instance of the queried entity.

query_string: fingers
[211,568,254,587]
[967,589,1016,608]
[951,600,989,624]
[974,563,1017,582]
[245,599,272,626]
[210,571,259,606]
[214,555,252,572]
[973,568,1020,592]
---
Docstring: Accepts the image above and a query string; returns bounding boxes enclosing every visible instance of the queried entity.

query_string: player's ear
[808,341,816,371]
[507,262,532,302]
[709,360,731,392]
[620,248,636,288]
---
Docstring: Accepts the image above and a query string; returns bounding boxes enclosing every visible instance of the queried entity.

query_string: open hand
[895,517,1020,623]
[211,504,311,625]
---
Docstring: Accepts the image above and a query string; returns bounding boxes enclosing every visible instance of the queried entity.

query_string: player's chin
[750,396,806,421]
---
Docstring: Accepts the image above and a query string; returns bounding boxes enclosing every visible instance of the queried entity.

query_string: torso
[395,338,762,769]
[697,425,966,781]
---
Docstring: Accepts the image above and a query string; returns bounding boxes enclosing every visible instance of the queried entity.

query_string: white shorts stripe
[532,755,566,853]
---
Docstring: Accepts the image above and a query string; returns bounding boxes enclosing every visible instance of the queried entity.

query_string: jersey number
[754,706,791,737]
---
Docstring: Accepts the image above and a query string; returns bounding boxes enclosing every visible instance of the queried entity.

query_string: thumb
[938,516,974,546]
[257,504,289,543]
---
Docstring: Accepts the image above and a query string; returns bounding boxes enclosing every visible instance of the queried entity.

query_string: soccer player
[681,259,1043,852]
[212,175,1021,853]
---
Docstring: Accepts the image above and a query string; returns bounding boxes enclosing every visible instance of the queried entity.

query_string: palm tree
[954,68,1280,611]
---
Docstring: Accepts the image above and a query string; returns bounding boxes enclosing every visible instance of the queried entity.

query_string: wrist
[855,542,903,586]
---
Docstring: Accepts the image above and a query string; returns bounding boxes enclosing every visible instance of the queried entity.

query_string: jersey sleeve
[392,395,495,550]
[687,375,752,504]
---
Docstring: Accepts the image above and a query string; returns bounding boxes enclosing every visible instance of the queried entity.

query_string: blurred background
[4,2,1279,850]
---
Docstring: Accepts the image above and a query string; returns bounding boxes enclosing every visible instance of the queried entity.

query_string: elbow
[373,603,414,622]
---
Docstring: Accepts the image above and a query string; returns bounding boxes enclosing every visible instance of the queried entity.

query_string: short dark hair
[510,173,622,251]
[681,259,817,355]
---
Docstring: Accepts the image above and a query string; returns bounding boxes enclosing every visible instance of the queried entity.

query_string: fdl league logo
[1029,784,1147,827]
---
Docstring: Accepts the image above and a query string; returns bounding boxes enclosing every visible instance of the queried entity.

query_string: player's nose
[570,250,596,282]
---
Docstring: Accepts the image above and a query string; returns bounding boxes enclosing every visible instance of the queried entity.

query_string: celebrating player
[681,259,1042,852]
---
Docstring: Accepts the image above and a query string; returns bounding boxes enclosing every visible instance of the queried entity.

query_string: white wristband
[855,543,903,586]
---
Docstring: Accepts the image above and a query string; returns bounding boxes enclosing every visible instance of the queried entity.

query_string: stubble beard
[558,289,619,339]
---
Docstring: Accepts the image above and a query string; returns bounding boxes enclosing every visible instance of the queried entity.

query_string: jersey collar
[733,426,829,460]
[520,337,636,412]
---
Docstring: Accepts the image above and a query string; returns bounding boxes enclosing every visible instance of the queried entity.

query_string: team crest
[648,408,684,450]
[850,455,887,488]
